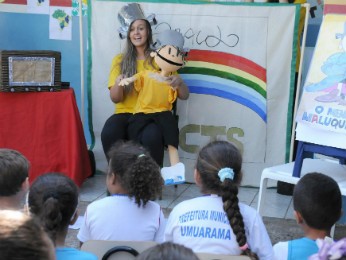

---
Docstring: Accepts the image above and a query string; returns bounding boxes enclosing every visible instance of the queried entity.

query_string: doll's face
[153,45,185,73]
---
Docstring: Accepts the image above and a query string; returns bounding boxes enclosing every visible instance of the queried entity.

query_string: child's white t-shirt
[77,195,165,243]
[164,195,273,259]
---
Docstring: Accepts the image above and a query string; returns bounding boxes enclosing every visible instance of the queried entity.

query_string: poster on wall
[49,6,72,40]
[296,15,346,138]
[0,0,26,4]
[27,0,49,14]
[50,0,70,7]
[90,1,299,186]
[0,0,87,15]
[71,0,87,16]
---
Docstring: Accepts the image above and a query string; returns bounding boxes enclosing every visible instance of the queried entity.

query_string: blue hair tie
[218,167,234,182]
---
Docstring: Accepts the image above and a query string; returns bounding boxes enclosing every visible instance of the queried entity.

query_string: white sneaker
[161,162,185,185]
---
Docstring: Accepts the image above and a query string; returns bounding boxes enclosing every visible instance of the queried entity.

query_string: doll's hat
[153,30,188,53]
[118,3,156,39]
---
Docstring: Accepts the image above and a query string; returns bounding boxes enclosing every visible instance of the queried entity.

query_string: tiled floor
[78,171,295,220]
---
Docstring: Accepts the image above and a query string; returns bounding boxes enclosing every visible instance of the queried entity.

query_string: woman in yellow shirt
[101,3,189,166]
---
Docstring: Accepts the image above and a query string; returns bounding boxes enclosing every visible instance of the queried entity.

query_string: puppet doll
[119,29,188,185]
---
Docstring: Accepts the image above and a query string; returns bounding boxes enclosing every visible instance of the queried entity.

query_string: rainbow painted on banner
[179,49,267,122]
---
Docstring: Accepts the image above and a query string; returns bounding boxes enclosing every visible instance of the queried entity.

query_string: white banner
[90,1,298,186]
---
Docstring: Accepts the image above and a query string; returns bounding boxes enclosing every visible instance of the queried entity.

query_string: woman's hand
[110,75,125,103]
[115,74,125,86]
[166,75,189,100]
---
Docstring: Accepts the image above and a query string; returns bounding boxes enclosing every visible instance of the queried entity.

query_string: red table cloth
[0,88,92,186]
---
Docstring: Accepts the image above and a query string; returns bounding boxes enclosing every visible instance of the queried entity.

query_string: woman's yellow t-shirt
[108,54,157,114]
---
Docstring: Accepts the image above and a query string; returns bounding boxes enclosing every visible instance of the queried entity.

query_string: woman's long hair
[196,141,258,260]
[120,19,155,93]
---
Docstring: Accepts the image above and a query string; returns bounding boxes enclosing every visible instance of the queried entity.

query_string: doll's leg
[168,145,180,165]
[158,112,185,185]
[161,145,185,185]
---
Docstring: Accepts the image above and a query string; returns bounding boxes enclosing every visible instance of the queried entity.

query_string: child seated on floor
[28,173,97,260]
[136,242,199,260]
[0,210,55,260]
[0,148,30,210]
[77,141,165,243]
[273,172,342,260]
[164,140,273,259]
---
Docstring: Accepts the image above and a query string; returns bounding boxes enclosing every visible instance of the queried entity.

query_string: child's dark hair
[0,149,29,196]
[136,242,199,260]
[108,141,163,207]
[196,140,258,260]
[28,172,78,244]
[0,210,54,260]
[293,172,341,230]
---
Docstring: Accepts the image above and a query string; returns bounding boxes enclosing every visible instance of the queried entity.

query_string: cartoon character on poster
[304,22,346,105]
[119,29,188,185]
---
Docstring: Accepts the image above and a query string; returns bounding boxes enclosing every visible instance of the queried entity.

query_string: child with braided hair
[28,172,97,260]
[78,141,165,243]
[164,140,273,259]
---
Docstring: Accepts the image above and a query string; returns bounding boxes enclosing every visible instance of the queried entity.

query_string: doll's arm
[118,76,136,87]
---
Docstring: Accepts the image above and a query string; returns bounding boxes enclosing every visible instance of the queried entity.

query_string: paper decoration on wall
[1,0,71,6]
[50,0,70,7]
[1,0,71,5]
[72,0,87,16]
[0,0,27,4]
[27,0,49,14]
[49,7,72,40]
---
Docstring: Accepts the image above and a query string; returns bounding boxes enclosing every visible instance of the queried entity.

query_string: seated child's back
[273,172,342,260]
[164,140,273,260]
[78,141,165,243]
[28,172,97,260]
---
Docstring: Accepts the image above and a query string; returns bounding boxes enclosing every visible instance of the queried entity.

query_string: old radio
[0,50,61,92]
